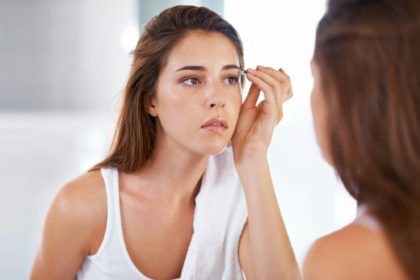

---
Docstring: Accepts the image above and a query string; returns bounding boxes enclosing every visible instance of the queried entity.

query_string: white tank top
[354,205,381,232]
[76,147,248,280]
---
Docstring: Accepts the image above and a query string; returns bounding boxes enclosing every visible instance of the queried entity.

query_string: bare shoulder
[55,170,106,217]
[30,170,107,279]
[48,170,107,251]
[59,170,106,207]
[303,222,408,280]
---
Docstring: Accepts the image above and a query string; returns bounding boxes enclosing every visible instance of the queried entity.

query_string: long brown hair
[92,5,244,173]
[314,0,420,278]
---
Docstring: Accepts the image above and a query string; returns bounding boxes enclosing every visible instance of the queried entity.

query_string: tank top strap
[88,168,119,258]
[100,168,149,278]
[99,167,127,250]
[77,168,146,279]
[355,205,381,232]
[100,168,118,229]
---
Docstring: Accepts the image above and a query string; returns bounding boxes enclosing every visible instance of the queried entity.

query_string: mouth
[201,118,228,134]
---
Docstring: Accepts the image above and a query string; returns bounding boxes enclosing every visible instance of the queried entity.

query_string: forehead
[164,31,240,70]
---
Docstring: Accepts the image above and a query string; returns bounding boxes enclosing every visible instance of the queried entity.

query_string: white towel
[180,146,248,279]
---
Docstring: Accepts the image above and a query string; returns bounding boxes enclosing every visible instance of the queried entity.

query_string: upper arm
[239,222,255,280]
[30,172,105,280]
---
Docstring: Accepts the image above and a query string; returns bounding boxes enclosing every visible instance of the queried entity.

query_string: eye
[183,77,201,86]
[223,76,239,85]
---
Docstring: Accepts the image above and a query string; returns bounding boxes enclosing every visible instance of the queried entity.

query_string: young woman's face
[310,60,333,165]
[150,31,242,155]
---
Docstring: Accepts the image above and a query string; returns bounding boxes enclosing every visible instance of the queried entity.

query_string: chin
[208,145,227,155]
[201,140,229,155]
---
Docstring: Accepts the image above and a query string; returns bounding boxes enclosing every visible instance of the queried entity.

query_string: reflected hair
[314,0,420,278]
[91,5,244,173]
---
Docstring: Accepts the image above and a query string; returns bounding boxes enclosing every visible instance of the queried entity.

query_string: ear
[147,96,158,117]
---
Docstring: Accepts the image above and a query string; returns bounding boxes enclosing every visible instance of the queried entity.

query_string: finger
[252,67,293,123]
[285,84,293,101]
[241,83,260,111]
[257,66,291,86]
[246,71,276,110]
[248,68,283,113]
[258,66,293,103]
[277,68,293,99]
[250,67,281,94]
[260,66,290,85]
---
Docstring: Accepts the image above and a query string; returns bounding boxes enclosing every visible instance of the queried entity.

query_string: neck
[134,135,208,206]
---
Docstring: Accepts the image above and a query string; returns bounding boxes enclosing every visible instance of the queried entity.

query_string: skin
[303,61,408,280]
[233,66,299,278]
[30,31,299,279]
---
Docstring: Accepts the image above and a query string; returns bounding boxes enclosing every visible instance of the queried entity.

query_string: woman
[304,0,420,279]
[30,5,299,280]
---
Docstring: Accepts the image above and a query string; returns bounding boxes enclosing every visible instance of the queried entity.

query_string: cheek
[160,99,195,125]
[229,90,243,119]
[311,92,323,142]
[311,89,332,163]
[154,93,194,131]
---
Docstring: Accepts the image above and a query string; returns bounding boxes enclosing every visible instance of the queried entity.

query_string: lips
[201,118,228,133]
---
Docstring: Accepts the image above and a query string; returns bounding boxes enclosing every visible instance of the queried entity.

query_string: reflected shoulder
[303,223,407,280]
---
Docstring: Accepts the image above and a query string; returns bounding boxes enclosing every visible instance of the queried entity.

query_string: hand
[232,66,293,163]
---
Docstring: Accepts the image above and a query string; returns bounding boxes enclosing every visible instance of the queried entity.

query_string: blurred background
[0,0,356,278]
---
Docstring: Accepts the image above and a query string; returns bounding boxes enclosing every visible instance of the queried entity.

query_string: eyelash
[182,77,200,86]
[224,76,239,85]
[181,76,240,86]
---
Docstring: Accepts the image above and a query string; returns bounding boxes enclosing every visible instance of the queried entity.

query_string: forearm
[236,153,301,280]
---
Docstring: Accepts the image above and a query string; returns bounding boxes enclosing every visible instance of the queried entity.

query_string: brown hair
[92,5,244,173]
[314,0,420,278]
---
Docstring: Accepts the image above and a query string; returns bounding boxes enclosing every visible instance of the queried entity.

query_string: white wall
[0,112,115,278]
[0,0,136,110]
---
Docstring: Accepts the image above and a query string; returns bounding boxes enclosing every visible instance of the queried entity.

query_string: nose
[207,96,225,108]
[205,82,225,109]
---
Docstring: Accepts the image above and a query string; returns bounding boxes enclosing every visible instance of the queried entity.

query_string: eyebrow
[174,64,241,72]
